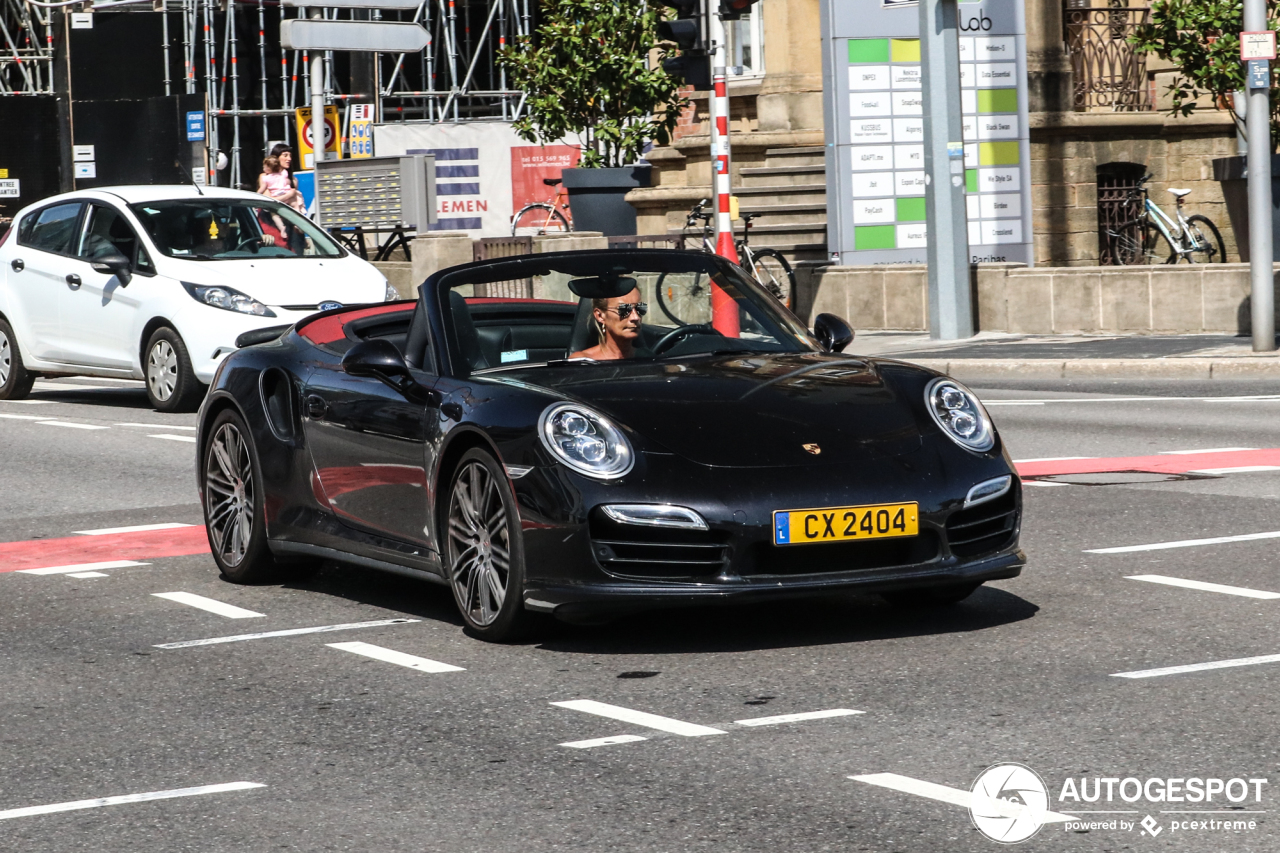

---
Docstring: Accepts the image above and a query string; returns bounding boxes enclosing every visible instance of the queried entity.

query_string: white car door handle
[9,258,22,272]
[65,273,82,289]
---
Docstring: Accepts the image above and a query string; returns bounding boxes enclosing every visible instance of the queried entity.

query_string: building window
[723,12,765,78]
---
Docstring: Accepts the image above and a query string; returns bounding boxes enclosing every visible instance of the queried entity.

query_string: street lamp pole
[1244,0,1275,351]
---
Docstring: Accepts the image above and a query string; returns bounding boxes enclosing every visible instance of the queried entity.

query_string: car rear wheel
[444,448,535,641]
[0,318,36,400]
[146,327,205,413]
[882,581,982,608]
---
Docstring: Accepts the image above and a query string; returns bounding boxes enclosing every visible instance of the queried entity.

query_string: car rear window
[18,202,83,255]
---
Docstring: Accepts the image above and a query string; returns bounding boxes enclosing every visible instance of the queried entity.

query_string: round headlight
[925,377,995,452]
[538,403,634,478]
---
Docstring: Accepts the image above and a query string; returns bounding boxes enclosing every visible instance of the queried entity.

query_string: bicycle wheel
[746,247,795,306]
[512,203,569,237]
[1107,220,1149,266]
[1185,214,1226,263]
[374,233,412,262]
[655,270,711,325]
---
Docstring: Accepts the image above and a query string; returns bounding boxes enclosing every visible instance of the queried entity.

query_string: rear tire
[511,204,570,237]
[145,327,205,413]
[443,448,536,642]
[882,582,982,608]
[1185,214,1226,263]
[747,247,795,307]
[0,318,35,400]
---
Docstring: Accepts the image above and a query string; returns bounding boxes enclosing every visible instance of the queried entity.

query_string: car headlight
[384,280,399,301]
[181,282,276,317]
[538,402,634,478]
[925,377,995,452]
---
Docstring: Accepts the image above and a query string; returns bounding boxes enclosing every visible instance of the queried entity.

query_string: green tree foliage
[497,0,688,168]
[1130,0,1279,144]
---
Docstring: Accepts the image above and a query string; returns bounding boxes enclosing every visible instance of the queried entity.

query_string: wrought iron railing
[1063,0,1153,111]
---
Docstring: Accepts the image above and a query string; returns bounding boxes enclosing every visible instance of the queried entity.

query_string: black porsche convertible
[196,249,1024,640]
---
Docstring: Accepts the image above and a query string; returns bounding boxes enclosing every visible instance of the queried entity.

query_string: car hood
[158,256,387,307]
[498,352,928,467]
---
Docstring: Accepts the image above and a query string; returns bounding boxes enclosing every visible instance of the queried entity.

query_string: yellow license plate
[773,502,918,546]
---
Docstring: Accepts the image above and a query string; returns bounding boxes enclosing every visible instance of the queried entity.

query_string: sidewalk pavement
[852,332,1280,380]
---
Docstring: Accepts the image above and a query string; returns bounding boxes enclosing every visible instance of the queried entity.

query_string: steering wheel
[233,235,262,253]
[652,323,723,355]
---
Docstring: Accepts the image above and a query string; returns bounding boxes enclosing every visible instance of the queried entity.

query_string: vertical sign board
[821,0,1033,265]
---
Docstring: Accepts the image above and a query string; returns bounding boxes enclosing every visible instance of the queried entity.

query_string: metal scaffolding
[1,0,532,186]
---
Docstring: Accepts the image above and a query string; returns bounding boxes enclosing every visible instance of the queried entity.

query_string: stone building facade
[629,0,1242,273]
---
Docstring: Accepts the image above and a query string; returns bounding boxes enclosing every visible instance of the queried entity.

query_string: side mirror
[342,339,436,405]
[813,313,855,353]
[91,252,132,286]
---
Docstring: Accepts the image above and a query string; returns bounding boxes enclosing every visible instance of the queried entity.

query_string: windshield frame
[427,249,822,379]
[127,197,346,261]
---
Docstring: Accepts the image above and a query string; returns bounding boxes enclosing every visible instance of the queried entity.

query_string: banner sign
[820,0,1034,265]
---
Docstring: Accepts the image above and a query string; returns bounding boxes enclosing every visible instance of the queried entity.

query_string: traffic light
[658,0,711,90]
[719,0,762,20]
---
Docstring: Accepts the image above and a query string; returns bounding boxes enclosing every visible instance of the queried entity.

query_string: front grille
[588,511,728,579]
[946,491,1018,557]
[742,532,939,576]
[281,304,321,312]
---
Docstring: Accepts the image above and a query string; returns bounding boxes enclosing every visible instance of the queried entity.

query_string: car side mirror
[342,339,436,404]
[813,313,854,353]
[91,252,132,286]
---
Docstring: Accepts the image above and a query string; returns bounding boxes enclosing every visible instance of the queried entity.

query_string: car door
[302,359,440,550]
[59,203,153,369]
[7,201,85,361]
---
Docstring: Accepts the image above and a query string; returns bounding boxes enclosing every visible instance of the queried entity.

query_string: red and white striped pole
[707,8,740,336]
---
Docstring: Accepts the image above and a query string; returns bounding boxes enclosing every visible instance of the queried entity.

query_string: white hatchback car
[0,185,395,411]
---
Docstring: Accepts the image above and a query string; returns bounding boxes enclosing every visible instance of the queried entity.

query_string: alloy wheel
[446,460,511,627]
[147,339,178,402]
[0,330,10,387]
[205,422,256,567]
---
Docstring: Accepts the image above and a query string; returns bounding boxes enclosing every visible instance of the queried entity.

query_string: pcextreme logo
[969,763,1269,844]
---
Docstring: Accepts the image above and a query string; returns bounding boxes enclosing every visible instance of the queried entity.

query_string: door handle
[9,258,23,272]
[65,274,81,289]
[305,394,327,419]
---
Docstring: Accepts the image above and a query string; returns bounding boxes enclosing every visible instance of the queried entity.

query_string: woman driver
[570,287,647,360]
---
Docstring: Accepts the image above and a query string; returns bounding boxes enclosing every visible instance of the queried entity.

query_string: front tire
[145,327,205,413]
[444,448,534,641]
[203,409,274,582]
[0,318,36,400]
[511,204,570,237]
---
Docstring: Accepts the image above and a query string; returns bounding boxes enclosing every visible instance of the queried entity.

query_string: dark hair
[269,143,292,158]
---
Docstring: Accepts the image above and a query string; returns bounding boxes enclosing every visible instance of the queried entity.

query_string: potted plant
[1131,1,1279,260]
[499,0,687,236]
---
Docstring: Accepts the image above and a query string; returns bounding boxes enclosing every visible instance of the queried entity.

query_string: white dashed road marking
[74,523,195,536]
[326,641,464,673]
[154,618,420,649]
[1160,447,1257,455]
[152,592,265,619]
[733,708,864,727]
[1085,530,1280,554]
[17,560,149,576]
[849,773,1076,822]
[0,413,43,420]
[36,421,108,430]
[115,423,197,430]
[560,735,649,749]
[1126,575,1280,600]
[67,572,109,579]
[1189,466,1280,475]
[551,700,727,737]
[150,434,198,443]
[0,781,265,821]
[1112,653,1280,679]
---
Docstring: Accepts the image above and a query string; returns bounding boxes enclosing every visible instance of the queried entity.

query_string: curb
[905,358,1280,381]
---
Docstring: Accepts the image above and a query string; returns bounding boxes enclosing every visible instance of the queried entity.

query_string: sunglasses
[605,301,648,319]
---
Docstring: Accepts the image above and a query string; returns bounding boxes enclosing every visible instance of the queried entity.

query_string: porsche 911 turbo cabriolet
[195,249,1024,640]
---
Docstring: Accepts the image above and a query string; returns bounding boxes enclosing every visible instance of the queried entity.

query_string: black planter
[1213,154,1280,261]
[561,165,652,237]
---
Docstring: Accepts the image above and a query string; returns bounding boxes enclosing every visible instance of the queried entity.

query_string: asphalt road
[3,376,1280,851]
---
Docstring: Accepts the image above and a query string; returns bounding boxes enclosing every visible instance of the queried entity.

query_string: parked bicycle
[656,199,795,323]
[1106,175,1225,265]
[511,177,574,236]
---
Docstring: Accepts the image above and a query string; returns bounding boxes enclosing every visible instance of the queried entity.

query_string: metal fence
[1097,164,1148,265]
[1063,0,1152,112]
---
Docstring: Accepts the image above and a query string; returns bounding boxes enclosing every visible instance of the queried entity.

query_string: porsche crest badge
[803,443,821,455]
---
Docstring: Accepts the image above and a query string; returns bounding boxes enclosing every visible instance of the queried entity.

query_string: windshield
[128,199,343,260]
[439,252,821,373]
